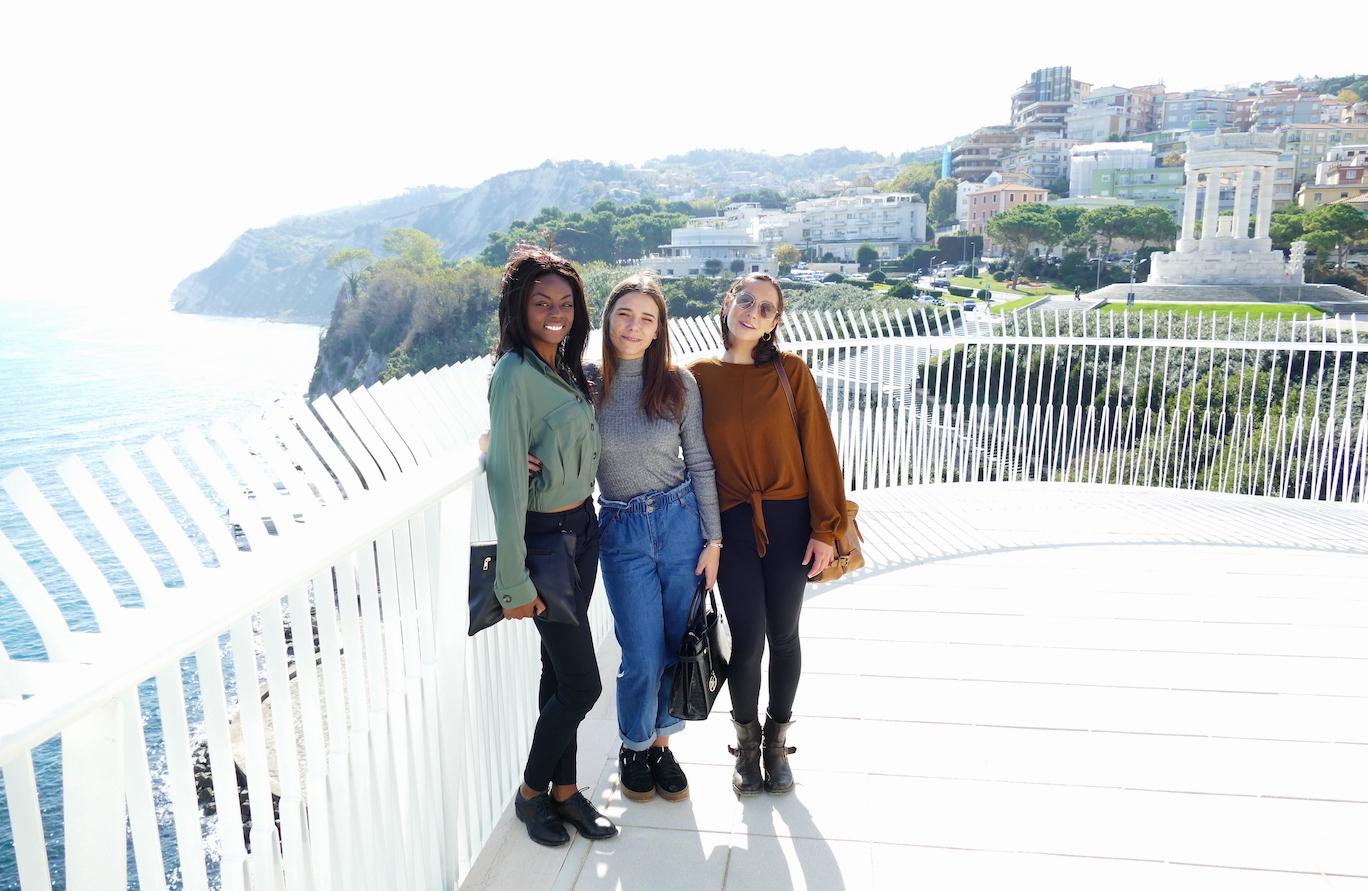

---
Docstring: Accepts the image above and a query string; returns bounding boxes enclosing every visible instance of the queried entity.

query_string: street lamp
[1093,255,1105,292]
[1126,256,1151,307]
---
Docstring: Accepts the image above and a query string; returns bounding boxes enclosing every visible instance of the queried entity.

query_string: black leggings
[523,500,603,790]
[716,499,811,726]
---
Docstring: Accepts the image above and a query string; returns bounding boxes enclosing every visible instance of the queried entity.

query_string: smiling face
[607,290,659,362]
[524,273,575,361]
[723,279,781,346]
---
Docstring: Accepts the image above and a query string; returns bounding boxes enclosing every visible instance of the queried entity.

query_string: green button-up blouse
[485,348,600,608]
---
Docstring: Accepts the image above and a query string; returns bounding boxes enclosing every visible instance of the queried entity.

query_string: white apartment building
[793,189,927,262]
[641,191,927,274]
[1069,142,1154,198]
[1001,136,1078,188]
[1066,84,1165,143]
[1315,144,1368,184]
[642,205,775,278]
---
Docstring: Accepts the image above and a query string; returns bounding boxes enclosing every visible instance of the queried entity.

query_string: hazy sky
[0,0,1326,306]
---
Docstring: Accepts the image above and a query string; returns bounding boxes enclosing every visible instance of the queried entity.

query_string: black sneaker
[553,789,618,839]
[618,746,656,801]
[647,746,689,801]
[513,790,569,847]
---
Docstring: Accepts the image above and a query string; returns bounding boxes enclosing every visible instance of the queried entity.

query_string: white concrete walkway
[460,483,1368,890]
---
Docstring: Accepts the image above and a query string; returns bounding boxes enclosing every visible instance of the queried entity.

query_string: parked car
[931,277,950,288]
[963,300,977,312]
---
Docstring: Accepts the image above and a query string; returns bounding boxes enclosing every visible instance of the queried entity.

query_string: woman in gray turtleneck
[582,272,723,804]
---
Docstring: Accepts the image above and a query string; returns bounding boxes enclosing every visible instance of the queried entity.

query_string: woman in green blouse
[485,246,617,847]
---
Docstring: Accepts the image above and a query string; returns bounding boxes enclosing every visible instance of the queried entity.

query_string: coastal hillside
[172,148,905,323]
[172,161,626,322]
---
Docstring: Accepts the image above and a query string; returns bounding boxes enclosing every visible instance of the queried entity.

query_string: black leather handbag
[667,580,731,721]
[468,529,581,636]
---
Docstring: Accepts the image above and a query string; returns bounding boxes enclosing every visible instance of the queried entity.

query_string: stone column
[1200,169,1221,248]
[1179,169,1200,245]
[1233,166,1254,241]
[1254,165,1275,240]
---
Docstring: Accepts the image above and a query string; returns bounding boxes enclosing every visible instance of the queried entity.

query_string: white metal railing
[665,306,1368,504]
[0,358,612,891]
[2,305,1366,891]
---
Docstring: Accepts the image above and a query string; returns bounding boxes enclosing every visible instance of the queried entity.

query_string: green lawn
[1097,302,1328,320]
[951,275,1072,296]
[989,294,1046,314]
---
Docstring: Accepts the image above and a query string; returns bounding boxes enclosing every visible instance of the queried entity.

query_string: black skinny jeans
[716,498,812,726]
[522,499,603,791]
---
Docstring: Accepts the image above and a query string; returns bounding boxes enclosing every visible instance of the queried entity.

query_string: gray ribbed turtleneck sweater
[587,358,722,541]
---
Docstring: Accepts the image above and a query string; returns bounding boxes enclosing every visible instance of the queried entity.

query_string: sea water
[0,296,323,889]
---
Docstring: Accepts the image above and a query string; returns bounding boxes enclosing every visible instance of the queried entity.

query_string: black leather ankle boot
[729,716,763,796]
[762,715,796,794]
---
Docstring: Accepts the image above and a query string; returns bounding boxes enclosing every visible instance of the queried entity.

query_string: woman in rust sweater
[689,272,846,796]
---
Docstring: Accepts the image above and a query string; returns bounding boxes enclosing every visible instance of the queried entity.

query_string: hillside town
[631,67,1368,283]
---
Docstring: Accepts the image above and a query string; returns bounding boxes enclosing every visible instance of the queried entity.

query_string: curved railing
[666,307,1368,503]
[1,306,1365,891]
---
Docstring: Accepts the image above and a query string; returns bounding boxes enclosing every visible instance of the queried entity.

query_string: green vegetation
[1097,302,1328,320]
[1271,204,1368,268]
[327,248,374,300]
[478,199,696,266]
[1269,204,1368,293]
[774,243,800,273]
[988,294,1045,314]
[928,178,958,227]
[1317,74,1368,100]
[952,274,1070,296]
[728,188,786,208]
[877,162,939,200]
[986,204,1061,279]
[313,224,938,395]
[925,313,1368,498]
[312,231,503,396]
[856,244,879,271]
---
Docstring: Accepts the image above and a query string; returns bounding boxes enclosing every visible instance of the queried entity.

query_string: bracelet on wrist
[706,540,723,550]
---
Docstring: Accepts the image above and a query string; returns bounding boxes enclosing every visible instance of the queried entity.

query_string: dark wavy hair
[495,244,591,397]
[599,273,685,422]
[720,272,785,364]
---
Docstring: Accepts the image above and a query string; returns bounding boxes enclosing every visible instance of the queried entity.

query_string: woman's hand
[803,538,836,579]
[503,596,547,620]
[477,430,539,477]
[695,543,721,589]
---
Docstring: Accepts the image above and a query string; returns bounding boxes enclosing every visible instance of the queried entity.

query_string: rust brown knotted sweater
[689,353,847,556]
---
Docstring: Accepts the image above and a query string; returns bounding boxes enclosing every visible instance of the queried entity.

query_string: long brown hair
[720,272,785,364]
[495,244,591,397]
[599,273,685,422]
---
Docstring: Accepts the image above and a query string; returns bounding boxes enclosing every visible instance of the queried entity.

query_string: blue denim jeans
[598,478,705,751]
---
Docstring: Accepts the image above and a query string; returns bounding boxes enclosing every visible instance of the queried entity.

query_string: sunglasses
[733,292,779,320]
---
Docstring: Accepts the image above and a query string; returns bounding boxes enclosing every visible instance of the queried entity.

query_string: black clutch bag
[468,529,581,636]
[667,580,731,721]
